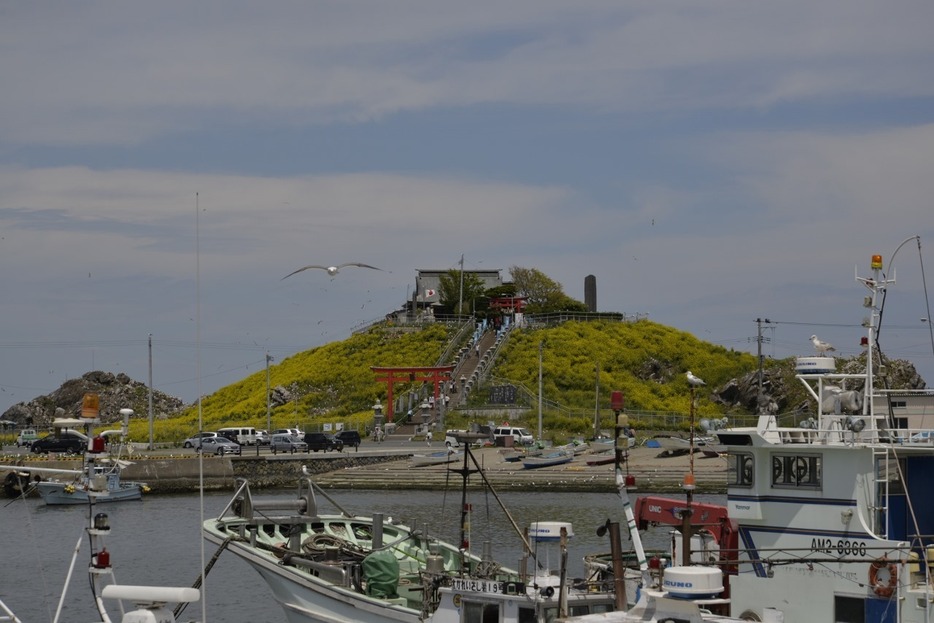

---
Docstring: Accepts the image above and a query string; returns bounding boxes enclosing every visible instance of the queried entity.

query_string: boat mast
[857,254,889,427]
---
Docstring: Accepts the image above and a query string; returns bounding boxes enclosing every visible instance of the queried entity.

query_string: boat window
[462,600,499,623]
[834,595,864,622]
[771,454,822,489]
[517,607,536,623]
[727,453,754,487]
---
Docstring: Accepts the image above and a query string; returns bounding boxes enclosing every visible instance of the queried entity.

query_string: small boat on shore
[410,448,462,466]
[522,448,574,469]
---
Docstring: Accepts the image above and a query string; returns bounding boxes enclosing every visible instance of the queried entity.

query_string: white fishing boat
[2,415,148,506]
[410,449,463,466]
[203,430,746,622]
[604,247,934,622]
[204,450,619,622]
[35,457,148,505]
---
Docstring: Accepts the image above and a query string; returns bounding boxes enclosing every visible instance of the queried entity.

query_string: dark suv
[31,432,87,455]
[304,432,343,452]
[335,430,362,449]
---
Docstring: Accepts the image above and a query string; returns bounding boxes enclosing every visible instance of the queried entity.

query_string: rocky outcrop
[712,355,925,415]
[1,371,185,428]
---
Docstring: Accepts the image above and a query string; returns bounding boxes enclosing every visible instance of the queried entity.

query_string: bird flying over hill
[686,371,706,386]
[810,335,836,355]
[281,262,383,280]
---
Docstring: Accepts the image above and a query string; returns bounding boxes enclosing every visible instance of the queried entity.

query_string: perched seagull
[686,371,706,386]
[810,335,836,355]
[281,262,382,280]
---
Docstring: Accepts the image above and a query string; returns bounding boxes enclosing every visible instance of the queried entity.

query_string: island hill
[1,317,926,441]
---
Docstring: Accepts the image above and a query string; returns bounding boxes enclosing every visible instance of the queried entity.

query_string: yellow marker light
[871,254,883,270]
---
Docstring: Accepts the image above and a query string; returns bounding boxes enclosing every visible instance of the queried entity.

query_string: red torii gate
[371,365,456,423]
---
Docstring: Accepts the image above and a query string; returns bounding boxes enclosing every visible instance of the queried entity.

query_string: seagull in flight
[686,371,706,386]
[282,262,383,280]
[810,335,836,355]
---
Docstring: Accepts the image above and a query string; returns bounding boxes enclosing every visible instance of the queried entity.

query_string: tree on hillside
[438,269,487,315]
[509,266,587,314]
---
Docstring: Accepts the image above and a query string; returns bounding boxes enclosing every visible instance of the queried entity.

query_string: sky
[2,1,934,415]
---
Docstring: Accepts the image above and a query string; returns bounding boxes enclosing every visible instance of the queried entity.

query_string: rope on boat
[173,536,233,619]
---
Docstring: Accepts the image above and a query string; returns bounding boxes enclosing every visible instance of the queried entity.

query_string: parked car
[195,437,241,455]
[31,431,87,455]
[269,433,308,453]
[255,430,270,445]
[304,432,343,452]
[272,428,303,437]
[493,426,535,446]
[218,427,258,446]
[16,429,38,448]
[335,430,362,449]
[182,432,218,448]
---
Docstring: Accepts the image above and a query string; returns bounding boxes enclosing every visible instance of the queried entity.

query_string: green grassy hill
[140,318,759,443]
[495,320,756,416]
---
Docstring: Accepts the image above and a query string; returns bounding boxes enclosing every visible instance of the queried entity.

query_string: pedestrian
[475,343,480,357]
[426,431,431,446]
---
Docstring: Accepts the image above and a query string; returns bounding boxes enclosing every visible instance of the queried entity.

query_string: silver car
[270,433,307,452]
[182,431,218,448]
[195,436,242,455]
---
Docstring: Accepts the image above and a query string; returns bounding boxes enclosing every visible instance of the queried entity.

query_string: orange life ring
[869,558,897,598]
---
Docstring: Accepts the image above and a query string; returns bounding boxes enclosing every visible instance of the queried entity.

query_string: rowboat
[410,449,462,466]
[521,448,574,469]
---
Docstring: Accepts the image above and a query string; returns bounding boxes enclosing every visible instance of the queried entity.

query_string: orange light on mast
[81,393,100,419]
[871,254,883,270]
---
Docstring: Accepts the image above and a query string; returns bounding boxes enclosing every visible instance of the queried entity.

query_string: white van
[493,426,534,446]
[218,427,257,446]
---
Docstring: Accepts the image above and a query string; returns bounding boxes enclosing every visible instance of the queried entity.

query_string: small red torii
[371,365,456,422]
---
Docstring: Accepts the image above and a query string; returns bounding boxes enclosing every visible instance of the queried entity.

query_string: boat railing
[771,422,934,446]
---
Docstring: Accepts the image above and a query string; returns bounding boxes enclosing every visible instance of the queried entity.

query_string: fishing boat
[204,449,619,622]
[522,448,575,469]
[2,415,148,506]
[410,449,463,467]
[602,248,934,622]
[35,457,148,505]
[203,423,750,623]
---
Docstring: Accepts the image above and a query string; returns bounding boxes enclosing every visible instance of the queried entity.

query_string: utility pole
[538,340,544,440]
[458,254,465,317]
[755,318,772,414]
[148,333,154,451]
[266,351,273,432]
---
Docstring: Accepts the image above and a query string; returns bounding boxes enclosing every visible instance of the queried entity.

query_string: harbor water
[1,488,724,622]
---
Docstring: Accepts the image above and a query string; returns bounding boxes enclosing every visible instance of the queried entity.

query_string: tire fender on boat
[869,558,897,598]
